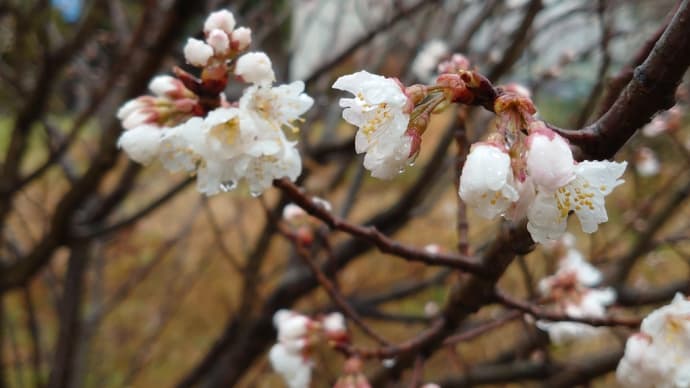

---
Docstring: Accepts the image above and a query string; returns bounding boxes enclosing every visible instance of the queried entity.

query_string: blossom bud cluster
[616,293,690,387]
[534,234,616,344]
[459,90,627,243]
[269,309,347,388]
[410,40,449,83]
[117,9,314,196]
[183,9,251,67]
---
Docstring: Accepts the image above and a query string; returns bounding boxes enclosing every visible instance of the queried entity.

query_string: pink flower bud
[183,38,214,67]
[231,27,252,51]
[526,128,575,191]
[203,9,235,35]
[206,28,230,55]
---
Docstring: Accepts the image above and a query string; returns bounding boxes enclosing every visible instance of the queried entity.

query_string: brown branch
[595,5,676,116]
[277,224,391,347]
[554,0,690,160]
[442,310,522,345]
[273,179,489,276]
[493,289,640,328]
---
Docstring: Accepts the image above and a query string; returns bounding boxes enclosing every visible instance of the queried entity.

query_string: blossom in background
[536,237,616,344]
[617,293,690,387]
[270,310,314,388]
[642,105,684,137]
[270,310,349,388]
[333,71,414,179]
[635,147,660,177]
[411,40,449,83]
[459,142,519,219]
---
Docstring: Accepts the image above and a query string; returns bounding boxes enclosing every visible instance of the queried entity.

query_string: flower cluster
[616,293,690,387]
[534,234,616,344]
[332,59,626,242]
[117,10,313,196]
[269,309,348,388]
[460,105,627,243]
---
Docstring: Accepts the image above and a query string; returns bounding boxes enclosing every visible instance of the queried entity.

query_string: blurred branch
[493,289,640,328]
[304,0,440,86]
[553,0,690,160]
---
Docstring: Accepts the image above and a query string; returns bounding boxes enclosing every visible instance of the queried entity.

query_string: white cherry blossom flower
[410,40,448,82]
[459,143,519,219]
[332,70,413,179]
[183,38,214,67]
[538,248,603,294]
[527,160,627,243]
[536,288,616,344]
[617,293,690,387]
[322,312,346,337]
[159,117,207,173]
[635,147,660,177]
[235,52,275,85]
[239,81,314,131]
[117,125,162,164]
[269,343,312,388]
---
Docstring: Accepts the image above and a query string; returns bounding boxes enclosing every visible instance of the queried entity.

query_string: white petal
[117,125,162,164]
[526,131,575,191]
[526,191,568,243]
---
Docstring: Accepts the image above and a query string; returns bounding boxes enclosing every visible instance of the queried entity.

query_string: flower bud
[231,27,252,51]
[235,52,275,85]
[206,28,230,55]
[203,9,235,35]
[183,38,214,67]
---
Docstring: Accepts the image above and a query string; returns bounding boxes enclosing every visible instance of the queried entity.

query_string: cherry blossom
[536,240,616,344]
[410,40,449,82]
[616,293,690,387]
[333,71,414,179]
[117,125,162,164]
[526,159,627,243]
[459,142,519,219]
[269,343,312,388]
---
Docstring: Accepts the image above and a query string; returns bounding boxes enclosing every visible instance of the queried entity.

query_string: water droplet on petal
[219,180,237,192]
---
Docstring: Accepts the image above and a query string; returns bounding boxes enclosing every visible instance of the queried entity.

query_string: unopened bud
[207,29,230,55]
[184,38,214,67]
[231,27,252,51]
[203,9,236,35]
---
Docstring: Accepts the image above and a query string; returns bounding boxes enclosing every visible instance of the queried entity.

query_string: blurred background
[0,0,688,386]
